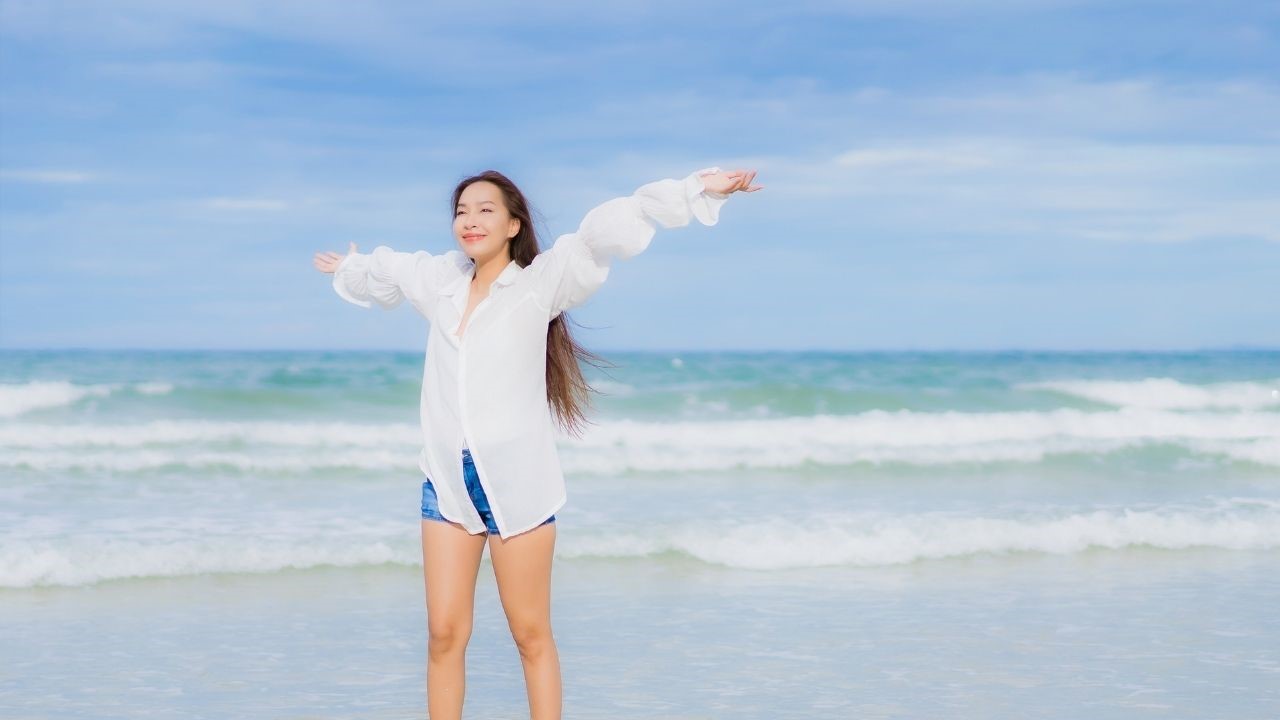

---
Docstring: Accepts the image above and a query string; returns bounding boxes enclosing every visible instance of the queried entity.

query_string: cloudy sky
[1,0,1276,351]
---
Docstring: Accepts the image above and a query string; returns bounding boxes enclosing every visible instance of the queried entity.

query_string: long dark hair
[450,170,615,438]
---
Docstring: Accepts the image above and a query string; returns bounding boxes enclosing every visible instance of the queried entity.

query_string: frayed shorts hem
[420,449,555,535]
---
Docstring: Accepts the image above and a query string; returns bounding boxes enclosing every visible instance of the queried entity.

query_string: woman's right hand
[699,168,763,195]
[313,242,358,274]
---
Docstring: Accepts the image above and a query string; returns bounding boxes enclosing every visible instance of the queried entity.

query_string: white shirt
[332,167,731,538]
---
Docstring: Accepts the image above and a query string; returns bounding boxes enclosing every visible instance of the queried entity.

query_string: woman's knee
[428,618,473,657]
[509,621,555,659]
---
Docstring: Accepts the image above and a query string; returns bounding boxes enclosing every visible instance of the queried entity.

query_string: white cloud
[0,1,612,83]
[88,59,313,87]
[514,73,1279,244]
[766,136,1279,243]
[836,145,996,172]
[0,169,95,183]
[203,197,290,211]
[568,73,1280,146]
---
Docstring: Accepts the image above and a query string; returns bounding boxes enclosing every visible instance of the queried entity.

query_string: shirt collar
[438,258,521,297]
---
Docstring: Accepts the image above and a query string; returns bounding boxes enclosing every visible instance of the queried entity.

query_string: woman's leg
[422,518,488,720]
[488,522,561,720]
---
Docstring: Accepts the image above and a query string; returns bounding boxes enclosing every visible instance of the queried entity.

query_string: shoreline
[4,548,1278,718]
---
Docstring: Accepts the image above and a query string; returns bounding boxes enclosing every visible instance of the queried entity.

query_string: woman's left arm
[530,167,761,316]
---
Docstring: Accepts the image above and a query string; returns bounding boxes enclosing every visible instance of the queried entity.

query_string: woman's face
[454,180,520,262]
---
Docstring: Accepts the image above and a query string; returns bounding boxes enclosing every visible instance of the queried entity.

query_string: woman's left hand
[700,168,764,195]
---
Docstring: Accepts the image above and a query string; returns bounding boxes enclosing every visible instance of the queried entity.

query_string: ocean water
[2,348,1278,719]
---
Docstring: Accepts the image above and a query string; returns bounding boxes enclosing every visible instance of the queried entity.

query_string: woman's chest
[454,290,488,341]
[437,283,547,350]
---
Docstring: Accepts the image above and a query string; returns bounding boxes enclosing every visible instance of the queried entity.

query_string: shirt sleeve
[332,245,442,311]
[530,166,731,316]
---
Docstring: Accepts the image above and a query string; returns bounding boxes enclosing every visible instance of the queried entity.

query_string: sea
[2,348,1278,719]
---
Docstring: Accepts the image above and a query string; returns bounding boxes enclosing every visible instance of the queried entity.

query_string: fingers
[706,167,765,193]
[735,169,762,192]
[726,169,757,192]
[311,250,348,273]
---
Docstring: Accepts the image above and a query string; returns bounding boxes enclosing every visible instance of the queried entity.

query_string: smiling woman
[457,198,500,247]
[312,165,761,719]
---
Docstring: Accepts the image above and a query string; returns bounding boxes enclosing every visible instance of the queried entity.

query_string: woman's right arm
[326,244,442,310]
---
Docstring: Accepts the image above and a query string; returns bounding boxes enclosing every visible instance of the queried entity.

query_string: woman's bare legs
[488,522,561,720]
[422,518,487,720]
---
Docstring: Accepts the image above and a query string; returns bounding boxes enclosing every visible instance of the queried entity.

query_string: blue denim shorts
[422,448,555,535]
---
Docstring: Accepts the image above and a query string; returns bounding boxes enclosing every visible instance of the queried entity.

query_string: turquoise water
[2,349,1278,717]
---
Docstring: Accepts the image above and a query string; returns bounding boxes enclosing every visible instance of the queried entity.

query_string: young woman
[313,165,762,719]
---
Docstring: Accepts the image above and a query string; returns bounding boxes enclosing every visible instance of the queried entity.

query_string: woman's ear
[509,217,521,239]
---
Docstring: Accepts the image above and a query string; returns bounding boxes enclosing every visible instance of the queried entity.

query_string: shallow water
[3,548,1277,718]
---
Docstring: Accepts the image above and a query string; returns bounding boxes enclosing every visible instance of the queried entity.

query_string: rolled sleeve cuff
[685,166,730,226]
[332,253,374,308]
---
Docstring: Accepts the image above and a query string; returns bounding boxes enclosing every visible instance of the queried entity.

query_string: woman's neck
[471,251,510,290]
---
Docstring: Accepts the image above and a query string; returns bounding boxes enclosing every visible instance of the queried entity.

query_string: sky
[0,0,1276,352]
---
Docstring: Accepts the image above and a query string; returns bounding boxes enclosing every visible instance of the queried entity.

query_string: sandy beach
[5,544,1278,718]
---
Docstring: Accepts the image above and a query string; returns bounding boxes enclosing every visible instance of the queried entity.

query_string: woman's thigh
[421,518,488,641]
[487,523,556,638]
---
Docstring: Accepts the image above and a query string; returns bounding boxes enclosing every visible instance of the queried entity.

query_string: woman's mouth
[463,234,485,242]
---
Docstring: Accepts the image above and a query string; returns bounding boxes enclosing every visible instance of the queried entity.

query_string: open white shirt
[332,167,731,538]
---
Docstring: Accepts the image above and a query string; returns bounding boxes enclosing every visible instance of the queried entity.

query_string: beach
[6,547,1278,718]
[2,349,1278,718]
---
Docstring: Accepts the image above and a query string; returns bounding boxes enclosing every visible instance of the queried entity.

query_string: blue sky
[1,0,1276,351]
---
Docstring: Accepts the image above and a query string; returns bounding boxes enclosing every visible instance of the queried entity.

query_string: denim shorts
[422,448,555,535]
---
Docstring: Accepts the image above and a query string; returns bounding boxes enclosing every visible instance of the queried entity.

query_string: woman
[314,165,762,719]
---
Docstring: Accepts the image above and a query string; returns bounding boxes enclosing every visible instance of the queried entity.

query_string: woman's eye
[482,208,492,213]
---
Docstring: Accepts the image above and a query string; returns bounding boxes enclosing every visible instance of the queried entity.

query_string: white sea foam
[0,380,174,418]
[561,407,1280,472]
[1018,377,1280,410]
[0,512,413,588]
[5,500,1276,587]
[590,379,637,396]
[0,535,415,589]
[558,500,1280,570]
[4,407,1278,471]
[1186,438,1280,468]
[0,380,112,418]
[135,382,175,395]
[0,419,421,449]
